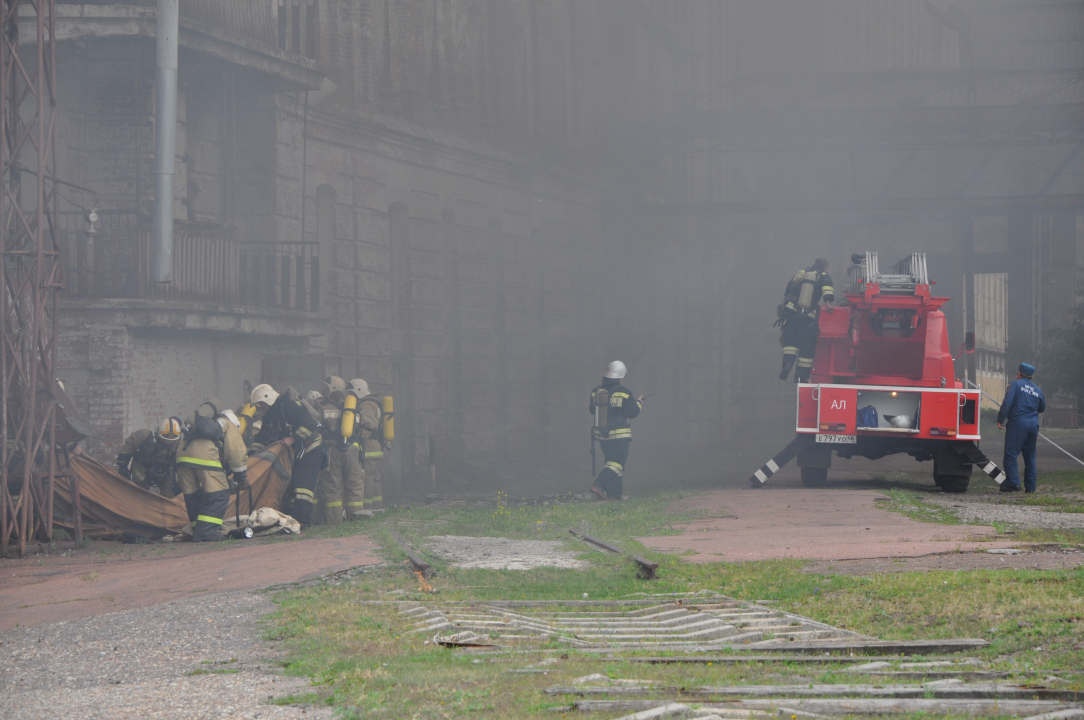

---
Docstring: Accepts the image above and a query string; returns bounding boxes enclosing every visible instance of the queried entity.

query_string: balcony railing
[57,212,319,312]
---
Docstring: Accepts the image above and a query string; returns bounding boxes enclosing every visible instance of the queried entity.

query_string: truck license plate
[816,434,857,444]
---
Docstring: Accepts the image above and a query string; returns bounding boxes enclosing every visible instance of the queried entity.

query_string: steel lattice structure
[0,0,72,558]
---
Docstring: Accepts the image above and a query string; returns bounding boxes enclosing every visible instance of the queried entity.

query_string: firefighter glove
[234,469,250,489]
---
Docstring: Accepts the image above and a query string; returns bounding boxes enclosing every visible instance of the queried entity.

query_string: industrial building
[37,0,1084,499]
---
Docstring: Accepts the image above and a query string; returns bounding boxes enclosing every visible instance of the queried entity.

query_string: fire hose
[965,379,1084,468]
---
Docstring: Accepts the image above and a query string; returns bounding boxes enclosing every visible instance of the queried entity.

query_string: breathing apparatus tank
[340,394,357,442]
[796,270,818,312]
[238,403,257,435]
[592,388,610,439]
[382,395,395,442]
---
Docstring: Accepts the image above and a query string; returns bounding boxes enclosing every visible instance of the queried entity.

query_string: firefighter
[249,383,326,529]
[115,417,183,496]
[348,378,385,512]
[315,377,367,524]
[777,258,834,383]
[589,361,643,501]
[176,403,248,542]
[997,363,1046,494]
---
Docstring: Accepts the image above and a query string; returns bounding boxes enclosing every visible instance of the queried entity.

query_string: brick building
[52,1,1083,497]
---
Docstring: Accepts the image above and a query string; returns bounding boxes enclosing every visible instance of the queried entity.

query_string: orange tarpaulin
[53,442,294,540]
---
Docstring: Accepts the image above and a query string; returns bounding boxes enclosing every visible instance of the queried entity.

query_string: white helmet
[303,389,324,406]
[347,378,370,398]
[156,416,183,443]
[250,383,279,407]
[323,375,346,398]
[603,360,627,379]
[219,409,241,431]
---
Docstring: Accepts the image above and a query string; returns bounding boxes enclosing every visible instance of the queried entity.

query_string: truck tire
[936,474,970,494]
[801,467,828,487]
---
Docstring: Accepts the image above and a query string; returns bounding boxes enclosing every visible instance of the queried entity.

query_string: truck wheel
[936,474,970,494]
[801,467,828,487]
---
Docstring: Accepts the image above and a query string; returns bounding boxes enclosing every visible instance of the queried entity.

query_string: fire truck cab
[749,252,1007,493]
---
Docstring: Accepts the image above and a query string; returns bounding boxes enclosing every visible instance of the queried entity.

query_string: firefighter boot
[192,489,230,542]
[288,488,315,530]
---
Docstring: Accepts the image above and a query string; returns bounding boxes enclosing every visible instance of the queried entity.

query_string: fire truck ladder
[848,251,929,295]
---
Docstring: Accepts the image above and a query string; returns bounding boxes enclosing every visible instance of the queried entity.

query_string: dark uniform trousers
[781,316,820,383]
[286,446,326,528]
[595,438,631,500]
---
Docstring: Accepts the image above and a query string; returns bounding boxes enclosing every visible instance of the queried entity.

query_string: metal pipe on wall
[152,0,179,283]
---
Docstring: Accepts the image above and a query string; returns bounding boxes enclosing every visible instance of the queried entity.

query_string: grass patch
[1034,469,1084,494]
[876,489,962,525]
[1017,495,1084,513]
[264,494,1084,719]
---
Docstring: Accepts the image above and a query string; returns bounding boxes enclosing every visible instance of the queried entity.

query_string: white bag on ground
[242,507,301,534]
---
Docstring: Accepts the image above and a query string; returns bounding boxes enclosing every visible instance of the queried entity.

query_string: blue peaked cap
[1019,363,1035,378]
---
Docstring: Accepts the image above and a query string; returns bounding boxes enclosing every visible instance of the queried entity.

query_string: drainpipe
[152,0,179,283]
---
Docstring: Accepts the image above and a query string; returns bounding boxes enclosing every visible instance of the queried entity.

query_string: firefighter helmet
[303,389,325,407]
[196,401,218,419]
[603,361,627,379]
[347,378,370,398]
[219,409,241,431]
[250,384,279,407]
[156,416,183,443]
[323,375,346,399]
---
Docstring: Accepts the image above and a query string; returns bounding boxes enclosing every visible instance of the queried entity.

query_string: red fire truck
[749,252,1007,493]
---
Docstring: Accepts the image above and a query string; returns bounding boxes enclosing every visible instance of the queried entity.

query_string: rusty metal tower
[0,0,70,558]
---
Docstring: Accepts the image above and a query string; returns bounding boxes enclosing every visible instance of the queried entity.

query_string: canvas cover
[53,442,294,540]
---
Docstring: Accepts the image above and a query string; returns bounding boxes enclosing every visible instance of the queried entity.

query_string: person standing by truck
[997,362,1046,494]
[777,258,834,383]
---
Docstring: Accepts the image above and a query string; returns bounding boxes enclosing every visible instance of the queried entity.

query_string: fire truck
[749,252,1007,493]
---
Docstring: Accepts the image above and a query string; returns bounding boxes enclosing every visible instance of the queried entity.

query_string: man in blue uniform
[997,362,1046,494]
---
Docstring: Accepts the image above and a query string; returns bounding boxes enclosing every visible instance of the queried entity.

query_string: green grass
[875,489,963,525]
[264,493,1084,719]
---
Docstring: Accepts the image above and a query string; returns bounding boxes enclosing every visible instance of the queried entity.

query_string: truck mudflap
[747,437,1006,488]
[955,441,1007,485]
[748,435,813,487]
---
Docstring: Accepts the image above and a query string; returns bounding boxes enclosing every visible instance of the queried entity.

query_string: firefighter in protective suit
[249,383,325,529]
[777,258,834,383]
[589,361,643,501]
[176,404,248,542]
[115,417,183,496]
[316,377,366,524]
[349,378,385,511]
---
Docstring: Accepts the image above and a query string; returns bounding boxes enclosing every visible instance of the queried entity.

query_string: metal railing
[57,212,319,312]
[239,240,320,313]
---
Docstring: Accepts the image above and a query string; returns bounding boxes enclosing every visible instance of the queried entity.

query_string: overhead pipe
[152,0,178,283]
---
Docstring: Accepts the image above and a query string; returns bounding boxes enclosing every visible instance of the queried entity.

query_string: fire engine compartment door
[817,386,858,437]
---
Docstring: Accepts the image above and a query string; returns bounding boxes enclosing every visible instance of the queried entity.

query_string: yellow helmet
[156,416,183,443]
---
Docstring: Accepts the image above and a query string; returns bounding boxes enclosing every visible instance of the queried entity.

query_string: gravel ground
[926,496,1084,529]
[0,592,329,720]
[425,535,589,570]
